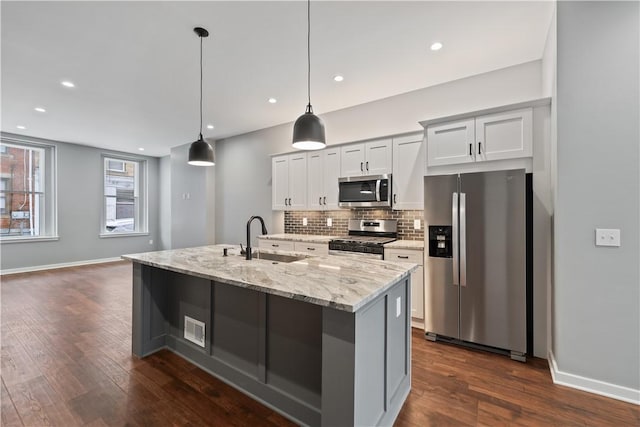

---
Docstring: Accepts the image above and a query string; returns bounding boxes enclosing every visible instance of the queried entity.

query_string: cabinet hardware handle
[394,194,397,204]
[469,143,472,156]
[307,247,315,251]
[323,196,326,205]
[288,198,292,205]
[478,142,482,155]
[272,244,279,247]
[398,255,409,259]
[284,198,288,206]
[319,197,322,205]
[360,162,363,171]
[366,161,369,171]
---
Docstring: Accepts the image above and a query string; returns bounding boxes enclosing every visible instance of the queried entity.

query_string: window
[0,139,56,240]
[102,156,147,235]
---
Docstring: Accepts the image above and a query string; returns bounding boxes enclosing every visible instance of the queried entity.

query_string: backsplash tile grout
[284,209,424,240]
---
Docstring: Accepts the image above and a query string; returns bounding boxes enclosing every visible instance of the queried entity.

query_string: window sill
[99,232,149,239]
[0,236,60,244]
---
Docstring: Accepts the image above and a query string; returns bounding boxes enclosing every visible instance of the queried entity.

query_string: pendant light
[188,27,215,166]
[292,0,326,150]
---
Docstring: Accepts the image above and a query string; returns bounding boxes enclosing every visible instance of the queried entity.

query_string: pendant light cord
[307,0,311,110]
[199,34,203,138]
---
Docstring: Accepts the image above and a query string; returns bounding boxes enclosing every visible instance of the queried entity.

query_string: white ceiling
[1,1,554,157]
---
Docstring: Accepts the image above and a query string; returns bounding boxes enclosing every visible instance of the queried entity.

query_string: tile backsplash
[284,209,424,240]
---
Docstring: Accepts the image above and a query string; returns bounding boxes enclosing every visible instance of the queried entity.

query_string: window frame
[0,136,58,243]
[100,154,148,238]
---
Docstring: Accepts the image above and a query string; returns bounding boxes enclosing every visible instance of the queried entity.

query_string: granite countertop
[122,245,417,313]
[384,240,425,250]
[257,233,338,243]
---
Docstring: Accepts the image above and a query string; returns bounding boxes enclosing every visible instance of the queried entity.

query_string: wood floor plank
[1,261,639,427]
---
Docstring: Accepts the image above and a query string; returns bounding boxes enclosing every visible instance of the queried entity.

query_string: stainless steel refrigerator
[424,169,529,361]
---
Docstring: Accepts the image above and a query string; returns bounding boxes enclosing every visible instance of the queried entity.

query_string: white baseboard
[1,257,125,275]
[548,350,640,405]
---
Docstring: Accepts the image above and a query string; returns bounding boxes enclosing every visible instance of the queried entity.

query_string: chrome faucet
[246,216,268,260]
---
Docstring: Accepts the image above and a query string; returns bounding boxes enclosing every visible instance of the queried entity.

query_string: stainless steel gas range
[328,219,397,260]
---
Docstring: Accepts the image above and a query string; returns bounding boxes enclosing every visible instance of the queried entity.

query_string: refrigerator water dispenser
[428,226,452,258]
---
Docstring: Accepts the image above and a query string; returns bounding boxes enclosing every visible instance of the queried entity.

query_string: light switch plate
[302,217,308,226]
[396,297,401,318]
[414,219,421,230]
[595,228,621,247]
[327,218,332,227]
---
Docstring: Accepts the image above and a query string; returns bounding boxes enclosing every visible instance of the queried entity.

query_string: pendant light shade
[188,27,215,166]
[292,0,326,150]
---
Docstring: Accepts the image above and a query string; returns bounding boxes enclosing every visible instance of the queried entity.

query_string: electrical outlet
[414,219,421,230]
[149,239,153,245]
[327,218,333,227]
[595,228,621,247]
[302,217,308,226]
[396,296,402,318]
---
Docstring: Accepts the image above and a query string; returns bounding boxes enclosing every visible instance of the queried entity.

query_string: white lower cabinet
[385,248,424,324]
[293,241,329,256]
[258,239,295,252]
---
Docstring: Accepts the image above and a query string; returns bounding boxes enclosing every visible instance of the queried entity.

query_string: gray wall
[0,133,159,271]
[555,0,639,391]
[159,155,172,250]
[215,61,543,245]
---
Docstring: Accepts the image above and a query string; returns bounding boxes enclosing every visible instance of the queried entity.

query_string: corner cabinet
[391,133,424,210]
[340,139,392,177]
[426,107,532,167]
[272,153,307,210]
[307,147,341,210]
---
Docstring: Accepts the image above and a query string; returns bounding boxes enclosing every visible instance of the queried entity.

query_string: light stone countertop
[122,245,417,313]
[257,233,338,243]
[384,240,425,250]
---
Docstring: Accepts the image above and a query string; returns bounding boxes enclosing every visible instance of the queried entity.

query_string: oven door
[338,174,391,207]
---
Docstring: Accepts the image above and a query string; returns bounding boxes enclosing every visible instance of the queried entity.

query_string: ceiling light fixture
[430,42,443,51]
[207,124,214,129]
[34,107,46,113]
[138,148,145,151]
[268,98,277,104]
[333,75,344,82]
[292,0,326,150]
[61,80,75,88]
[16,125,26,130]
[188,27,215,166]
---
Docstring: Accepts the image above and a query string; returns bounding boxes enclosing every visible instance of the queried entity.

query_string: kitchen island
[123,245,416,427]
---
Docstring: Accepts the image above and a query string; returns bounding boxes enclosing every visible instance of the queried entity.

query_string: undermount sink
[240,252,307,263]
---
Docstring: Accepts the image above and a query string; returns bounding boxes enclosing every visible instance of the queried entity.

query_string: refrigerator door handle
[452,192,459,286]
[460,193,467,287]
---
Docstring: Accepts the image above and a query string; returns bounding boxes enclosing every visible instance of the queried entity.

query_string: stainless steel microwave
[338,174,391,207]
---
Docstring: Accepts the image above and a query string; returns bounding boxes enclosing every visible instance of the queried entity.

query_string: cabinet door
[259,239,295,252]
[272,156,289,210]
[307,152,324,210]
[288,153,307,210]
[426,119,475,166]
[365,139,392,175]
[293,241,329,256]
[385,248,424,320]
[340,143,365,177]
[392,135,424,210]
[475,108,532,162]
[323,148,341,210]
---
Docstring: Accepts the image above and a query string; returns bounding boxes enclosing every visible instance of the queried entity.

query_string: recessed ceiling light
[34,107,46,113]
[333,75,344,82]
[138,148,145,151]
[268,98,277,104]
[207,124,214,129]
[16,125,26,130]
[61,80,75,88]
[430,42,443,51]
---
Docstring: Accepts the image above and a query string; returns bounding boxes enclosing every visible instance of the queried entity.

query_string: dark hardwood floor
[1,261,638,426]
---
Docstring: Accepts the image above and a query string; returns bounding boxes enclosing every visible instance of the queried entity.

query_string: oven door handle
[375,179,381,201]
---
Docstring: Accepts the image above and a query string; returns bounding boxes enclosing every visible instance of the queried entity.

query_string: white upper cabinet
[475,108,532,161]
[340,139,392,177]
[426,119,475,166]
[306,147,341,210]
[426,107,533,167]
[271,153,307,210]
[392,134,424,210]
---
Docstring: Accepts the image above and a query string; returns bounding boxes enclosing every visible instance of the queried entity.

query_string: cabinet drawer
[258,239,295,252]
[294,241,329,256]
[384,249,423,265]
